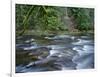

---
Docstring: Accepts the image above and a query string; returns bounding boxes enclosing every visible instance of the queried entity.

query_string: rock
[25,38,35,43]
[43,63,62,71]
[28,47,51,59]
[52,49,77,57]
[56,57,77,68]
[16,43,38,50]
[26,56,58,68]
[16,44,31,49]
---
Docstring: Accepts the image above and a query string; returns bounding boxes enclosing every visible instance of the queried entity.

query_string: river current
[16,34,94,73]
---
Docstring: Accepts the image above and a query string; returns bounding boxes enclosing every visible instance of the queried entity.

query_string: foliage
[16,4,94,36]
[67,7,94,31]
[16,4,66,35]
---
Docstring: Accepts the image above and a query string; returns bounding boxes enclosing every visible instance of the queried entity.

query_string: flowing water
[16,33,94,73]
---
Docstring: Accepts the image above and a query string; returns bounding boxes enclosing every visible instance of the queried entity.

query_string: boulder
[28,47,51,59]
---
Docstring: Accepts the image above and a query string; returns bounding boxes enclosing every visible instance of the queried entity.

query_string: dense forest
[16,4,94,36]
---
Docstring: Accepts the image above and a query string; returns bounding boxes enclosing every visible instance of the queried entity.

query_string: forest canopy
[16,4,94,36]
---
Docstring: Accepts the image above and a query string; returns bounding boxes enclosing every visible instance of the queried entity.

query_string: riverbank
[20,30,94,36]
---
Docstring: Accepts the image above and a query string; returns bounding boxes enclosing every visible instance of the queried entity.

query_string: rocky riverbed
[16,34,94,73]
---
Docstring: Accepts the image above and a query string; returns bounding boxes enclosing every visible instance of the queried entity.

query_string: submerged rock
[28,47,51,59]
[16,46,51,66]
[26,56,58,67]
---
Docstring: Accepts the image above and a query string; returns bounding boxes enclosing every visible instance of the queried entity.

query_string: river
[16,33,94,73]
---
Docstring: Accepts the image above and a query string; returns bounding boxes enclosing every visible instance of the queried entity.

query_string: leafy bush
[67,8,94,31]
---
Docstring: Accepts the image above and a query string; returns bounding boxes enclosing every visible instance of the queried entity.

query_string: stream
[16,33,94,73]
